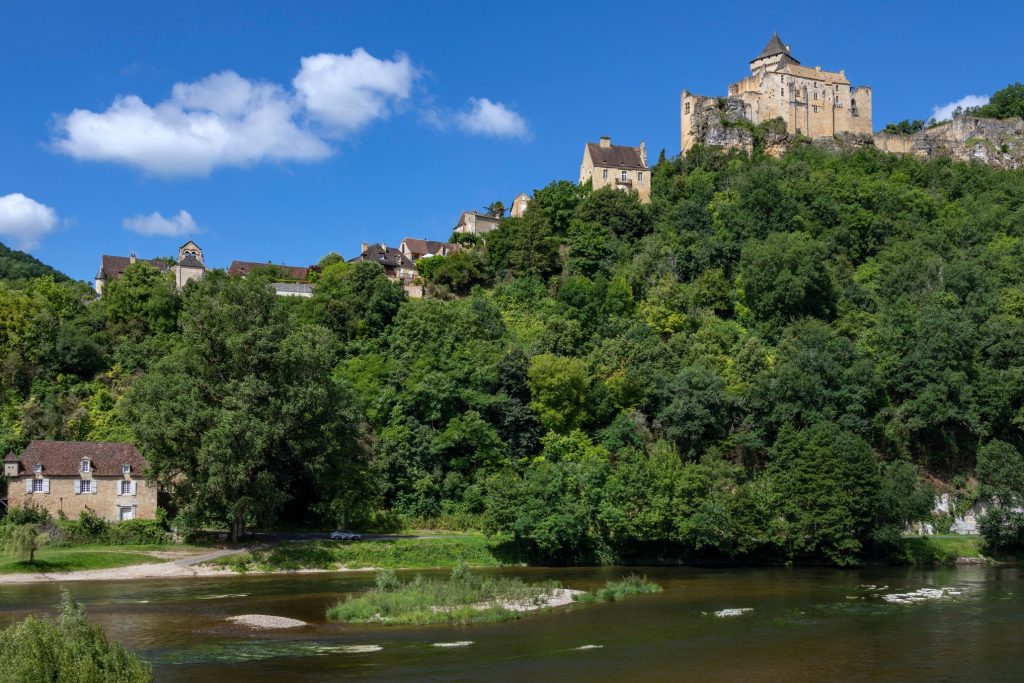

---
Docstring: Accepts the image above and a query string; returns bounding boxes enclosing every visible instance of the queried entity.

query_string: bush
[52,512,170,547]
[0,590,151,682]
[575,575,663,603]
[979,509,1024,555]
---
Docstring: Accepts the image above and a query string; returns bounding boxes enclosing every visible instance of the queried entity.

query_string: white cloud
[53,71,332,176]
[931,94,989,122]
[293,49,417,136]
[123,209,202,237]
[0,193,59,250]
[455,97,529,139]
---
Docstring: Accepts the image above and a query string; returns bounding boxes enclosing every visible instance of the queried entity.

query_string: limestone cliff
[685,98,1024,169]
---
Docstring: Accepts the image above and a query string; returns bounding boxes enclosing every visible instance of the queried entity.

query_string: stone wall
[873,116,1024,169]
[7,474,158,521]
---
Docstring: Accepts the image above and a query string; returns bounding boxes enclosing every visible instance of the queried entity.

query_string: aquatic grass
[214,535,509,573]
[573,575,663,603]
[326,564,564,625]
[896,535,984,565]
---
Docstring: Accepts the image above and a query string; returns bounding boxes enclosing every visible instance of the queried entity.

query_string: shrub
[0,590,151,682]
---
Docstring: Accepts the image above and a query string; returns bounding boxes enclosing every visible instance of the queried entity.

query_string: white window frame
[621,170,628,182]
[122,463,131,474]
[638,171,644,183]
[602,169,608,180]
[34,463,42,473]
[32,479,44,493]
[80,480,92,494]
[120,480,132,495]
[81,460,90,473]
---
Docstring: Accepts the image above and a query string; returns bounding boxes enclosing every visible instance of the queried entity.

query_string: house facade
[399,237,459,262]
[579,137,651,202]
[4,441,157,522]
[453,210,501,236]
[350,243,417,284]
[510,192,531,218]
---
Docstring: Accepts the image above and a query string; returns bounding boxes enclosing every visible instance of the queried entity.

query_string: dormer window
[34,463,42,473]
[123,463,131,475]
[81,459,90,473]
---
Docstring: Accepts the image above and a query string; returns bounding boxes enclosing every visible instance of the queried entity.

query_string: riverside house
[3,441,157,521]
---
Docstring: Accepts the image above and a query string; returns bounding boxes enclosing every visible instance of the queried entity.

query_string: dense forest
[2,142,1024,565]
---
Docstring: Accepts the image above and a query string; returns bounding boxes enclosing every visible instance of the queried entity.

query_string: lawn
[0,546,168,574]
[213,535,514,573]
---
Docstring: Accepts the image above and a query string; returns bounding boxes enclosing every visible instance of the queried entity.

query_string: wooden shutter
[92,480,98,494]
[75,480,81,494]
[25,479,32,494]
[130,481,137,496]
[43,479,50,494]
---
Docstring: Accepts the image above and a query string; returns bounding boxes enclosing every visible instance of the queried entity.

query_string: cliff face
[685,99,1024,168]
[874,117,1024,169]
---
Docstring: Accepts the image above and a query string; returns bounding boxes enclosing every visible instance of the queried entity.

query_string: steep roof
[585,142,647,170]
[96,255,171,281]
[350,244,414,268]
[776,61,849,85]
[14,441,148,477]
[402,238,458,257]
[752,33,799,64]
[178,253,206,269]
[227,260,310,281]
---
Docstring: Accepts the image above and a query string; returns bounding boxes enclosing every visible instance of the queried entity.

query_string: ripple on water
[432,641,474,648]
[196,593,250,600]
[574,645,604,650]
[147,641,383,665]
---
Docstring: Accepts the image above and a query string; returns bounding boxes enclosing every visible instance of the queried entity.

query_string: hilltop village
[93,34,1022,299]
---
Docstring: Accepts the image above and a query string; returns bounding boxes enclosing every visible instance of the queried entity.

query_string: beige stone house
[681,33,873,154]
[399,237,459,262]
[4,441,157,522]
[579,137,650,202]
[510,192,531,217]
[95,240,206,295]
[453,210,502,236]
[350,243,417,284]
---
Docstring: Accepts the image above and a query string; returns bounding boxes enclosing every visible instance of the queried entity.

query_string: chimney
[129,253,137,264]
[639,141,647,167]
[815,66,822,71]
[599,136,611,148]
[785,45,791,54]
[360,242,368,254]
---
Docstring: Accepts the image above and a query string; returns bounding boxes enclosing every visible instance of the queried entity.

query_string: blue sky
[1,0,1022,281]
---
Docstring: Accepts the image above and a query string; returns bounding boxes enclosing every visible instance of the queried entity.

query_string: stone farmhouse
[453,210,502,236]
[4,441,157,522]
[681,33,872,154]
[579,137,651,203]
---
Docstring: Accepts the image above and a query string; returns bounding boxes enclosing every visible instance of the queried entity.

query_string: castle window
[812,105,819,113]
[684,102,690,114]
[638,172,644,183]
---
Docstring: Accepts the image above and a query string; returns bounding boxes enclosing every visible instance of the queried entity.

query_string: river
[1,565,1021,681]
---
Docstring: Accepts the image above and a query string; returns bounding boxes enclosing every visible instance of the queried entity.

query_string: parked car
[330,530,362,541]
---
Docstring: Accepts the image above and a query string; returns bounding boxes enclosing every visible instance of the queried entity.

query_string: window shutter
[25,479,32,494]
[130,481,137,496]
[92,481,98,495]
[43,479,50,494]
[75,480,81,495]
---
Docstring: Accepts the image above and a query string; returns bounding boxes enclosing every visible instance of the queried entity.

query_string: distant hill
[0,241,70,281]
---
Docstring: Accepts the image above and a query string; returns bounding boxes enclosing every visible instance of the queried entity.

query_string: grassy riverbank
[212,535,512,573]
[898,535,985,565]
[0,545,170,574]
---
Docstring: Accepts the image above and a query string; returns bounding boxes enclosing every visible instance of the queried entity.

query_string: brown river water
[1,564,1021,682]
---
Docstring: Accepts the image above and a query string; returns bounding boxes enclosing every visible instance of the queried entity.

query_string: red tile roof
[12,441,148,477]
[97,255,171,281]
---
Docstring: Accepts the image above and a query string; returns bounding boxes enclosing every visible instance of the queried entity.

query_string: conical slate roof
[752,33,799,64]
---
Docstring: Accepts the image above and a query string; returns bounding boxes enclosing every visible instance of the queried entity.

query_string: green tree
[970,82,1024,119]
[530,180,589,235]
[0,591,151,683]
[126,274,367,540]
[527,353,591,433]
[4,523,50,563]
[739,232,835,329]
[574,186,652,241]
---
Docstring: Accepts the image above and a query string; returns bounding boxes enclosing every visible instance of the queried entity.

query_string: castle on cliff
[681,33,873,153]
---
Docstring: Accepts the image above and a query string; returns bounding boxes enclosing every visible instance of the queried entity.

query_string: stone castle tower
[681,33,873,153]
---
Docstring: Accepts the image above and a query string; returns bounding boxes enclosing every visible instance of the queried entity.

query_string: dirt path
[0,547,249,585]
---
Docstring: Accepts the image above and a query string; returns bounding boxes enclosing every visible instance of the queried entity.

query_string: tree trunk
[230,516,246,543]
[29,545,35,563]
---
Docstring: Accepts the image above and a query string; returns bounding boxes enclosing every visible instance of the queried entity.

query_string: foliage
[3,523,49,563]
[574,574,662,603]
[0,241,70,281]
[881,119,926,135]
[967,82,1024,120]
[0,590,152,682]
[326,564,564,625]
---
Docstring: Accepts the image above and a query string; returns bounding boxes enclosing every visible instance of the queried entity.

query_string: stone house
[4,441,157,522]
[681,33,873,154]
[453,210,502,236]
[399,237,459,262]
[350,243,417,284]
[579,136,651,202]
[510,192,531,218]
[95,240,207,295]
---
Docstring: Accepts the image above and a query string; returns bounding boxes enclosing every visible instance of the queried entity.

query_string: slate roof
[585,142,648,170]
[178,253,206,269]
[777,61,849,85]
[402,238,458,257]
[350,244,415,268]
[11,441,148,477]
[752,33,799,64]
[96,255,170,281]
[227,260,310,281]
